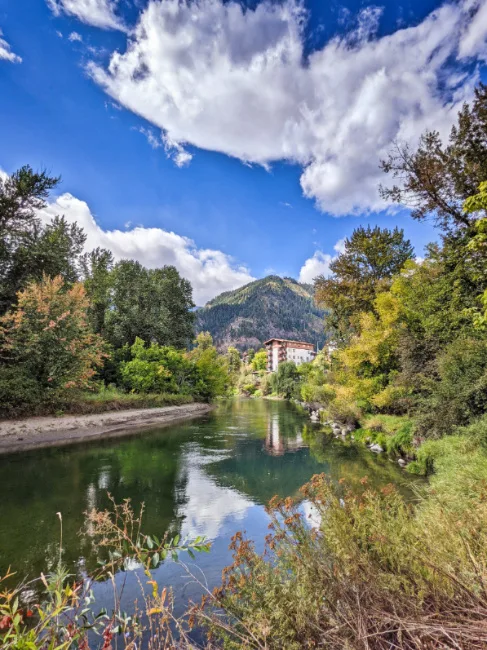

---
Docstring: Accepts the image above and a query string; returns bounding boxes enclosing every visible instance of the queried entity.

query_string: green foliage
[196,275,327,351]
[0,166,200,417]
[415,336,487,437]
[120,338,197,394]
[315,225,413,339]
[251,348,267,371]
[358,415,415,456]
[0,166,89,314]
[236,369,258,395]
[79,247,114,335]
[226,346,241,374]
[0,365,44,417]
[120,333,229,401]
[270,361,300,400]
[380,83,487,234]
[67,388,194,414]
[104,260,195,350]
[0,275,106,416]
[188,332,230,400]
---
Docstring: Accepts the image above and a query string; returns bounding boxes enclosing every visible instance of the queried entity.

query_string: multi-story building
[264,338,316,372]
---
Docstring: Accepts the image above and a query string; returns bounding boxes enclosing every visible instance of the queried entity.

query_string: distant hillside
[195,275,327,351]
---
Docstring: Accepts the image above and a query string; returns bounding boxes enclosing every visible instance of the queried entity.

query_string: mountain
[195,275,326,351]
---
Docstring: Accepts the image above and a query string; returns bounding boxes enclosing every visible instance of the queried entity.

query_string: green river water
[0,399,416,618]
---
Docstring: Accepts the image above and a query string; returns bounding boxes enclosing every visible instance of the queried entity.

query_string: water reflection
[0,399,419,608]
[265,412,305,455]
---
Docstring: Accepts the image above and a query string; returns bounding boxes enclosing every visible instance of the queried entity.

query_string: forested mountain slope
[195,275,326,351]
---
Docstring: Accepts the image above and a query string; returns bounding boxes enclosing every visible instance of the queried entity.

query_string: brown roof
[264,338,315,347]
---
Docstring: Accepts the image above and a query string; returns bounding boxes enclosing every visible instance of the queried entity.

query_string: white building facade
[265,338,316,372]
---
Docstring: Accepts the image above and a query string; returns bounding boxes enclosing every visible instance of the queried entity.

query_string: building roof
[264,338,315,347]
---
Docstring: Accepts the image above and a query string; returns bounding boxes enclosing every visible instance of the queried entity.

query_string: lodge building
[264,338,316,372]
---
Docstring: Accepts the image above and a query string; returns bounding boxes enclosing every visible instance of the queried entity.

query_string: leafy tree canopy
[315,226,413,339]
[380,83,487,235]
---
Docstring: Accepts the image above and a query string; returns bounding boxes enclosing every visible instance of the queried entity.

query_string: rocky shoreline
[299,401,412,469]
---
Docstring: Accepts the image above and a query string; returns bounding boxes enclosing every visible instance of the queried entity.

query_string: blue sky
[1,0,486,303]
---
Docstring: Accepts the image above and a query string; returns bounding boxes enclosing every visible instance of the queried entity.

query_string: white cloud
[0,30,22,63]
[298,251,334,283]
[458,0,487,60]
[178,448,252,540]
[68,31,83,42]
[136,126,163,149]
[333,238,347,255]
[46,0,125,31]
[298,237,347,283]
[135,126,193,166]
[38,192,254,304]
[84,0,487,215]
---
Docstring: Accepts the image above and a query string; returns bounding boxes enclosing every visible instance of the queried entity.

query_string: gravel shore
[0,403,214,455]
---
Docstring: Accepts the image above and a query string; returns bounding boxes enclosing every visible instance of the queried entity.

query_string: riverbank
[0,403,214,454]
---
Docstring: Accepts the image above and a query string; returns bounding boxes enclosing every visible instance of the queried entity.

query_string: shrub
[0,366,44,417]
[301,382,335,405]
[189,335,229,401]
[201,452,487,649]
[416,337,487,437]
[120,338,196,395]
[270,361,301,400]
[0,276,106,415]
[327,397,362,426]
[260,373,273,396]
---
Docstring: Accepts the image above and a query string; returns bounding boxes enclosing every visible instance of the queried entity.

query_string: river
[0,399,416,619]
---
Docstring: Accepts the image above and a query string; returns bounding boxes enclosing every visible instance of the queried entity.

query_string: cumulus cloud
[39,192,255,304]
[298,238,346,283]
[0,30,22,63]
[298,251,333,283]
[84,0,487,215]
[68,31,83,42]
[46,0,125,31]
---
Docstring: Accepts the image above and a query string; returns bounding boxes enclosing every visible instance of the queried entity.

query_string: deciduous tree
[315,226,413,339]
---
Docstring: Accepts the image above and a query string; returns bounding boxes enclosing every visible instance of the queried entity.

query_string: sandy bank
[0,403,214,455]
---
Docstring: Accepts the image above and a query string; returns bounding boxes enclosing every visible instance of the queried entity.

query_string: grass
[352,414,415,458]
[61,386,195,415]
[0,386,195,419]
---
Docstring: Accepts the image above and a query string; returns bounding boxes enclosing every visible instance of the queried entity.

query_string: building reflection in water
[264,412,305,456]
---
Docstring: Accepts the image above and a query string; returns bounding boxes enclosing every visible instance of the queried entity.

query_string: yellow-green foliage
[251,349,267,372]
[335,292,403,410]
[363,414,415,456]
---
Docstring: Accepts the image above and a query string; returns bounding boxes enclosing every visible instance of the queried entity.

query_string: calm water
[0,399,416,615]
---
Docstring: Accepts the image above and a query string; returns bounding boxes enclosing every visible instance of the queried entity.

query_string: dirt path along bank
[0,403,214,455]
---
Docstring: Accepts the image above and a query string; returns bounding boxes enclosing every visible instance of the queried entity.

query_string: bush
[301,382,335,406]
[202,447,487,649]
[260,373,273,396]
[327,397,362,426]
[415,337,487,437]
[120,338,196,395]
[0,366,44,417]
[120,334,229,402]
[0,276,106,416]
[270,361,301,400]
[64,388,194,414]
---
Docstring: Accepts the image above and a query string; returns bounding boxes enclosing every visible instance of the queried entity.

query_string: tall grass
[200,435,487,649]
